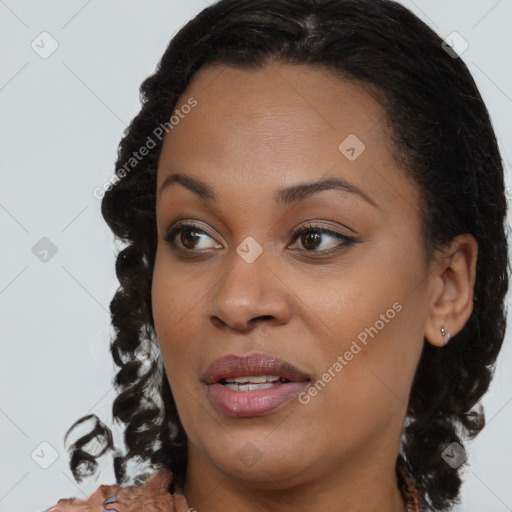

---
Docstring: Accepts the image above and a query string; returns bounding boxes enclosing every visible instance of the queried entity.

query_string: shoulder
[45,469,190,512]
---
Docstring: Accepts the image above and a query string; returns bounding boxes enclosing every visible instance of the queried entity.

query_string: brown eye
[301,231,322,250]
[164,223,221,252]
[289,224,356,254]
[179,228,204,249]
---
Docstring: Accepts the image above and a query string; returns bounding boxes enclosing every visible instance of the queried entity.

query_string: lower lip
[206,381,309,417]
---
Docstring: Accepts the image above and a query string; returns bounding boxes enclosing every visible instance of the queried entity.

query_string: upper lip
[202,353,310,384]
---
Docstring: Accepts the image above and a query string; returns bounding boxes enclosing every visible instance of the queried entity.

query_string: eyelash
[163,221,357,257]
[289,223,356,254]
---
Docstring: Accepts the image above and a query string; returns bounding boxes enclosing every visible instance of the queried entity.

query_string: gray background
[1,1,511,511]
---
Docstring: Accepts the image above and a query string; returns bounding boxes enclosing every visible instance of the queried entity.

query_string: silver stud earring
[440,326,451,344]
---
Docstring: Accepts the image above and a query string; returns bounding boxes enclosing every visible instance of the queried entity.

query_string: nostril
[210,316,226,329]
[254,315,273,322]
[210,315,276,331]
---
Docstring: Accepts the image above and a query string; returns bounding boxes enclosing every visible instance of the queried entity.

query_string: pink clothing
[46,466,422,511]
[46,470,190,512]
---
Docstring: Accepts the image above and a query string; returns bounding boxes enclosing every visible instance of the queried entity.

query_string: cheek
[151,259,207,425]
[298,301,424,458]
[307,248,428,418]
[151,252,202,371]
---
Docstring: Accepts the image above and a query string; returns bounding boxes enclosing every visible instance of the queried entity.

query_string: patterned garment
[46,467,423,512]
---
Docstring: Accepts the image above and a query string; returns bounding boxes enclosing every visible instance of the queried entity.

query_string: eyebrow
[158,172,378,208]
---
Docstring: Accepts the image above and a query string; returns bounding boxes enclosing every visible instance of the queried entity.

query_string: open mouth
[203,354,310,417]
[220,375,292,392]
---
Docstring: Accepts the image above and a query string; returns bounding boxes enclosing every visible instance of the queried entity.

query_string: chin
[202,434,313,486]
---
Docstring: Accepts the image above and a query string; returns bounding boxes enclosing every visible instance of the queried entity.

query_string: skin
[151,63,478,512]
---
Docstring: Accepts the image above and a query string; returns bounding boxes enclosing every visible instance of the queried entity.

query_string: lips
[202,353,310,417]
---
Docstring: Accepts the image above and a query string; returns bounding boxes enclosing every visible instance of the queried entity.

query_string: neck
[183,447,407,512]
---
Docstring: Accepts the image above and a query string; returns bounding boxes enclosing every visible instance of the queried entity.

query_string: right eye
[163,222,223,252]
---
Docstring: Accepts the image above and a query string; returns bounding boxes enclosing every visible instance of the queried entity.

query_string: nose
[209,246,293,332]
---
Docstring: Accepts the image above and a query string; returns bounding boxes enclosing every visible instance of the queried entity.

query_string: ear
[424,234,478,347]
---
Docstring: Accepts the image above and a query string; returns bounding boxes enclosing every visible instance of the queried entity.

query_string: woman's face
[152,63,433,488]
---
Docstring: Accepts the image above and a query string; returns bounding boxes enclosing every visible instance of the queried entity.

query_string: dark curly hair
[65,0,509,510]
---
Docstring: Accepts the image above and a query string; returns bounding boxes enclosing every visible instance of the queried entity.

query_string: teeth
[224,382,277,392]
[224,375,281,384]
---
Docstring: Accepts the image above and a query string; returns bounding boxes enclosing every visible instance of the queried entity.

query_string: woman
[47,0,508,511]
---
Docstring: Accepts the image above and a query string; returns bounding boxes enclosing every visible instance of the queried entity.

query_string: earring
[440,326,452,344]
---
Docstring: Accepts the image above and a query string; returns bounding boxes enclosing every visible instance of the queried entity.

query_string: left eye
[289,225,354,252]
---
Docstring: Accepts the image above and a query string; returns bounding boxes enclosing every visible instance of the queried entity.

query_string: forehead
[157,63,418,214]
